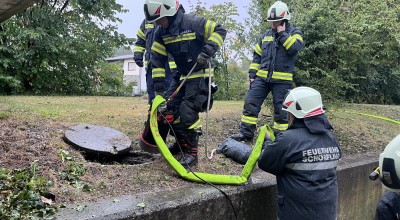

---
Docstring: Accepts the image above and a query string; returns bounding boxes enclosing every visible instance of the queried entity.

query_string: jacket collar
[166,7,184,36]
[290,114,333,134]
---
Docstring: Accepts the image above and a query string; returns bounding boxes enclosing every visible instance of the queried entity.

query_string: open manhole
[64,124,156,165]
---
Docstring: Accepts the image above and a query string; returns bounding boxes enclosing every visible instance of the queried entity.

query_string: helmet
[144,0,180,23]
[266,1,291,21]
[379,134,400,192]
[282,87,325,119]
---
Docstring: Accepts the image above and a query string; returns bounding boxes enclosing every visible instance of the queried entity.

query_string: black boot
[178,131,199,168]
[230,132,253,142]
[168,142,181,155]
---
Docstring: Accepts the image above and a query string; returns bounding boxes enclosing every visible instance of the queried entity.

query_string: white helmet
[282,87,325,119]
[266,1,291,21]
[144,0,180,23]
[379,134,400,192]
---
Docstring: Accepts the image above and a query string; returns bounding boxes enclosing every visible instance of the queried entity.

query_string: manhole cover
[64,124,131,156]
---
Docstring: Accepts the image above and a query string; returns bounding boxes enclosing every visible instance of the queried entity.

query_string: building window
[128,62,136,71]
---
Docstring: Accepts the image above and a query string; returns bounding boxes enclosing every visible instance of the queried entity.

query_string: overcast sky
[115,0,251,39]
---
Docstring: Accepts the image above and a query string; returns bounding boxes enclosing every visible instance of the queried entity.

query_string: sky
[114,0,251,39]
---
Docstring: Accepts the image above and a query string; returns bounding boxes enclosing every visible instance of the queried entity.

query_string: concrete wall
[57,154,384,220]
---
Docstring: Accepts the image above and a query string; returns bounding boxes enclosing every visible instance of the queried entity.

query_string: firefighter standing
[258,87,341,220]
[375,135,400,220]
[231,1,303,142]
[144,0,226,167]
[134,19,176,104]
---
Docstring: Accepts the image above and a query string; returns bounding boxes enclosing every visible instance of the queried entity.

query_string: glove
[135,60,144,67]
[197,53,209,65]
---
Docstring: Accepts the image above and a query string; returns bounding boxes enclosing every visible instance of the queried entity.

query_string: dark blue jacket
[134,19,155,64]
[375,191,400,220]
[150,7,226,93]
[258,116,341,220]
[249,23,303,83]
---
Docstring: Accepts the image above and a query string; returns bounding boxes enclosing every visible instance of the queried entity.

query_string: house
[105,54,146,96]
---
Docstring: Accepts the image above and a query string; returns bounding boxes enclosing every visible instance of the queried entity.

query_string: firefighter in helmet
[375,134,400,220]
[231,1,303,142]
[144,0,227,167]
[258,86,341,220]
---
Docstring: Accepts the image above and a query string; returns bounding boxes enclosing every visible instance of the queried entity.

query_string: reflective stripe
[204,20,216,41]
[285,161,338,171]
[241,115,257,125]
[173,117,180,124]
[169,61,177,69]
[137,29,146,41]
[188,119,202,129]
[152,68,165,78]
[283,34,303,50]
[249,63,260,71]
[152,42,167,56]
[134,46,145,53]
[272,71,293,81]
[256,69,268,78]
[262,36,273,43]
[144,61,148,68]
[209,32,223,47]
[254,43,262,56]
[273,122,288,131]
[145,23,154,29]
[163,32,196,44]
[179,69,214,80]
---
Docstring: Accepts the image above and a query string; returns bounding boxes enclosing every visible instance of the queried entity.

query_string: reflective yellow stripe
[249,63,260,71]
[188,119,202,129]
[272,71,293,81]
[163,33,196,44]
[254,43,262,56]
[134,46,145,53]
[209,32,223,47]
[137,29,146,41]
[180,69,215,80]
[173,117,180,124]
[256,69,268,78]
[241,115,257,125]
[273,122,288,131]
[169,61,177,69]
[204,20,216,41]
[152,68,165,78]
[151,42,167,56]
[283,34,302,50]
[262,36,273,43]
[145,23,154,29]
[144,61,148,68]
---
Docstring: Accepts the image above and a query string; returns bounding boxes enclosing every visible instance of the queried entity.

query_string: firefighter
[134,19,176,104]
[144,0,226,167]
[375,134,400,220]
[231,1,303,142]
[258,87,341,220]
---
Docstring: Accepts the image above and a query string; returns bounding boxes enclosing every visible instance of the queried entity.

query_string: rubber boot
[168,142,182,155]
[230,132,253,142]
[178,132,199,168]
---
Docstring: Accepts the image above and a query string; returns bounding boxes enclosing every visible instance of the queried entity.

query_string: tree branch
[60,0,69,12]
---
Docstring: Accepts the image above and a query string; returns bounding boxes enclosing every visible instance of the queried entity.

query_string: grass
[0,95,399,205]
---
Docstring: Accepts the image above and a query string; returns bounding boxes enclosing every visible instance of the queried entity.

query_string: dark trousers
[240,77,291,138]
[146,63,174,104]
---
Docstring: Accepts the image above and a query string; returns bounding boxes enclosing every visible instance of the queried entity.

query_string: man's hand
[277,22,286,34]
[197,53,209,65]
[135,60,144,67]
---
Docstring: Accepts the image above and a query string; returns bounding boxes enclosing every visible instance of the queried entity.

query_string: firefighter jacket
[150,7,227,93]
[134,20,177,70]
[249,23,303,83]
[258,115,341,220]
[375,191,400,220]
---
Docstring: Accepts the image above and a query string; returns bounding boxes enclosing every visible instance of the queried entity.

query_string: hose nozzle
[369,167,380,181]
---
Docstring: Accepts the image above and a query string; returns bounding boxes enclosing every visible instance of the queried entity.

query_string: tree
[0,0,129,95]
[187,1,248,100]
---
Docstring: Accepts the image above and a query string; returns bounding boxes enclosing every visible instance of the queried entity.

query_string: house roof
[105,54,135,62]
[0,0,38,23]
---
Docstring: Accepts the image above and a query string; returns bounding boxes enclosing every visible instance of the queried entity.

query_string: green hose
[150,95,275,185]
